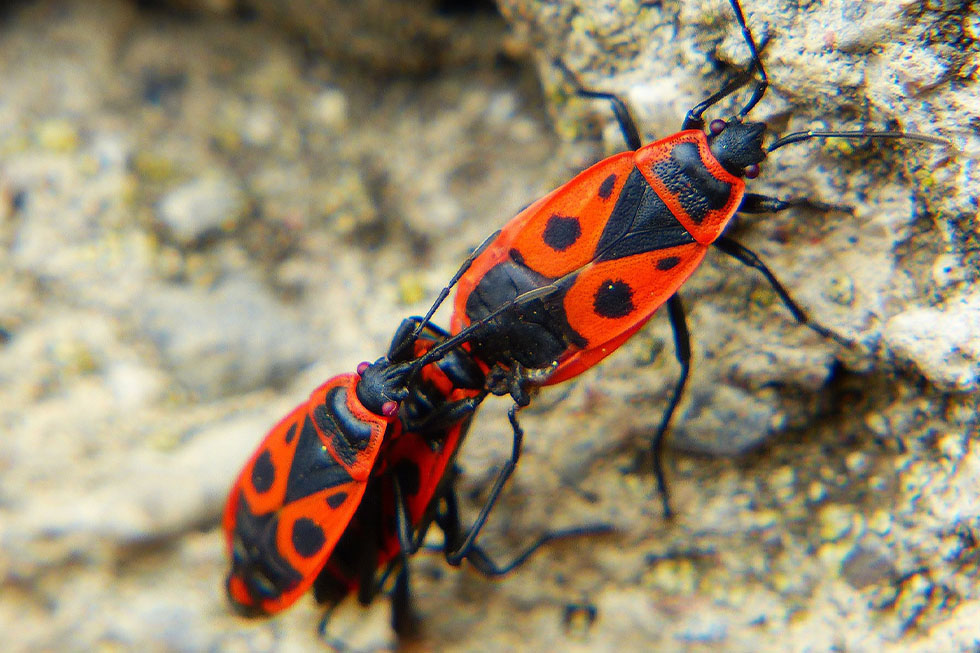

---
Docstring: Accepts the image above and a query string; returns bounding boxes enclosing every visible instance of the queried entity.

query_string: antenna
[409,283,564,374]
[386,230,501,364]
[768,129,950,153]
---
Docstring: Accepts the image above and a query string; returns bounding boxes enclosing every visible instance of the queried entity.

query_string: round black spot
[543,215,582,252]
[326,491,348,509]
[656,256,681,270]
[593,280,634,319]
[598,174,617,199]
[284,423,298,444]
[251,451,275,493]
[292,518,326,558]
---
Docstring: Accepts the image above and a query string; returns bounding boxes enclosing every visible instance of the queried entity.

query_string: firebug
[447,0,946,515]
[224,305,605,629]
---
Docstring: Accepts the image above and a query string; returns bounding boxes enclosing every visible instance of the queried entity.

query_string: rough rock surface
[1,0,978,650]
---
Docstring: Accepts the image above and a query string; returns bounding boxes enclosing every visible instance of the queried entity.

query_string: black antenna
[408,282,564,374]
[386,230,501,364]
[768,129,950,153]
[367,280,562,401]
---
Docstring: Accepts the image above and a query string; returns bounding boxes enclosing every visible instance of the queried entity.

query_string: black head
[708,119,768,178]
[354,357,412,417]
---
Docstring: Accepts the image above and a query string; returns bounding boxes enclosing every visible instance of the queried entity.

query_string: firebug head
[708,119,767,178]
[354,357,411,416]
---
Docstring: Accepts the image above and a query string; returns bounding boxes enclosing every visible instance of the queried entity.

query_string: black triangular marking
[282,415,355,505]
[595,168,694,262]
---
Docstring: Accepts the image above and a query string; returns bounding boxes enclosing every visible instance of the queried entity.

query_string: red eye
[356,361,370,375]
[381,400,399,417]
[744,164,760,179]
[709,119,726,135]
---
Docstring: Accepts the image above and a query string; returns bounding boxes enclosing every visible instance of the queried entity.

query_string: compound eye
[356,361,370,375]
[381,400,399,417]
[744,163,760,179]
[709,119,727,135]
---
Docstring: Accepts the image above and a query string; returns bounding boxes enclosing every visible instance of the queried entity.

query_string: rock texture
[1,0,977,650]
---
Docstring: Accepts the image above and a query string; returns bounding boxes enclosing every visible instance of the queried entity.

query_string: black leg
[554,59,642,151]
[683,69,756,130]
[713,236,848,345]
[443,403,526,566]
[316,602,342,646]
[385,318,424,363]
[649,294,691,519]
[683,0,768,129]
[392,474,422,556]
[435,472,614,576]
[390,563,418,638]
[556,1,769,140]
[383,470,441,568]
[400,392,487,434]
[462,524,615,577]
[483,359,555,410]
[383,473,441,637]
[738,192,852,215]
[727,0,767,119]
[433,469,464,550]
[341,474,434,628]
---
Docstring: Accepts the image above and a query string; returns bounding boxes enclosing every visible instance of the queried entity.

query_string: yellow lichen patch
[36,119,80,152]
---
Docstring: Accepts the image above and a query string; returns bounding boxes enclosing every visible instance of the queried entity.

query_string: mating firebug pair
[224,311,602,631]
[223,0,946,636]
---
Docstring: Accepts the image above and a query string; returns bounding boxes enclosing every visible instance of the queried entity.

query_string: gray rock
[156,175,247,245]
[133,278,318,398]
[841,545,898,589]
[671,384,784,455]
[883,293,980,391]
